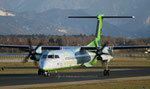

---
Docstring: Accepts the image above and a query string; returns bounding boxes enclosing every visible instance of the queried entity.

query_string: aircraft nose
[39,59,49,69]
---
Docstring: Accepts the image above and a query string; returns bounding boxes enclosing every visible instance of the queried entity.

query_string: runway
[0,67,150,89]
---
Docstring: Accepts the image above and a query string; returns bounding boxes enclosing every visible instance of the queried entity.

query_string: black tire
[106,70,110,76]
[44,71,49,77]
[103,70,110,76]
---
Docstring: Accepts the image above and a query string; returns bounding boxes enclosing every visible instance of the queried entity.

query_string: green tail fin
[87,15,104,47]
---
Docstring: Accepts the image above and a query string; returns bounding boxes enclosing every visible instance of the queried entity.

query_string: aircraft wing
[81,45,150,50]
[0,45,60,50]
[111,45,150,50]
[81,47,97,50]
[0,45,29,49]
[1,44,150,50]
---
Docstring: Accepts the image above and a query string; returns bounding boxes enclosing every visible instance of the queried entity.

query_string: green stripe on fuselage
[41,65,85,71]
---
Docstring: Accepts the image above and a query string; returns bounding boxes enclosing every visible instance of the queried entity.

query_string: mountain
[0,0,150,37]
[0,9,125,36]
[0,0,149,16]
[0,9,90,35]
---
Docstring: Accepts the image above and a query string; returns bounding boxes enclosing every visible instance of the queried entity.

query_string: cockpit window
[42,55,47,58]
[55,55,59,58]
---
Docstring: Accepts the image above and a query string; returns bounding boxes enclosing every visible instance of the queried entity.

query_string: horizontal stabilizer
[68,16,135,19]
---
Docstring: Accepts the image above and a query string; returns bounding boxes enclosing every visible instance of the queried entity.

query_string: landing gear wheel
[103,70,110,76]
[44,71,49,77]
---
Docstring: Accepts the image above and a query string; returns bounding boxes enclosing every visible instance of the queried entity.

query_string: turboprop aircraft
[1,15,150,76]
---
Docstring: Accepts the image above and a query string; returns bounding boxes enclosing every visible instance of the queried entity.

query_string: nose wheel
[38,69,50,77]
[44,71,49,77]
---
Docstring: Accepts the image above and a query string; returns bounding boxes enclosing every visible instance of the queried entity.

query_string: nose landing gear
[38,69,50,77]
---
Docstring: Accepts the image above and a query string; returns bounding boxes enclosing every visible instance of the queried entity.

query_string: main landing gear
[102,61,110,76]
[104,69,110,76]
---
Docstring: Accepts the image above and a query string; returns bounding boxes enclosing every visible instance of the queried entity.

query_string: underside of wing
[0,45,61,50]
[80,47,97,50]
[112,45,150,50]
[0,45,29,49]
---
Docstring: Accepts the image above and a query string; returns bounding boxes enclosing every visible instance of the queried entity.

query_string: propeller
[91,41,108,64]
[23,39,43,66]
[95,41,108,58]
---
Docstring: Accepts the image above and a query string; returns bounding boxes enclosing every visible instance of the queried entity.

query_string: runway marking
[1,76,150,89]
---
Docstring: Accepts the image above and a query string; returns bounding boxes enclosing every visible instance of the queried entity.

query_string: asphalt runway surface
[0,67,150,87]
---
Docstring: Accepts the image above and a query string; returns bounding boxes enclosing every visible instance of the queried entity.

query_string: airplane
[1,15,150,76]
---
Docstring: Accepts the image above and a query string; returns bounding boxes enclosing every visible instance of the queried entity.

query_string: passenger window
[47,55,59,59]
[48,55,55,58]
[55,55,59,58]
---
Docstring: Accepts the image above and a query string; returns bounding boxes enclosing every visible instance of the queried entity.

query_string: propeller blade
[28,38,32,50]
[35,41,43,51]
[100,42,108,51]
[23,39,41,66]
[23,54,30,63]
[34,60,38,67]
[91,55,97,64]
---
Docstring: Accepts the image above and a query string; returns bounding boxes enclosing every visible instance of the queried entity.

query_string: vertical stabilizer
[87,15,104,47]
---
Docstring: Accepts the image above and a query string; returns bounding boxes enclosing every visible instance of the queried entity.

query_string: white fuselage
[39,49,95,70]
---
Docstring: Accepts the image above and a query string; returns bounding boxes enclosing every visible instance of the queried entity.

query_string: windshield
[55,55,59,58]
[42,55,47,58]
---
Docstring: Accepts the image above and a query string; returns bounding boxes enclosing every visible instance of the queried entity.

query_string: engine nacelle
[30,46,42,61]
[31,46,42,54]
[102,47,113,55]
[101,47,113,62]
